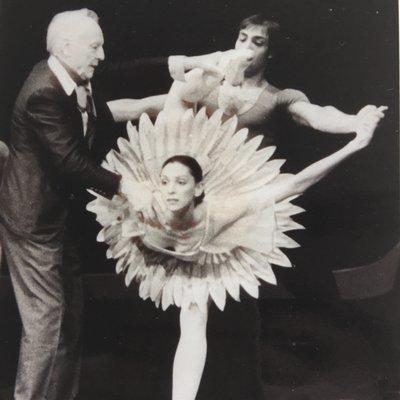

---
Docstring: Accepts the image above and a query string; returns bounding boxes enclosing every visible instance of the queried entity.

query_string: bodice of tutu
[130,194,276,262]
[140,217,206,262]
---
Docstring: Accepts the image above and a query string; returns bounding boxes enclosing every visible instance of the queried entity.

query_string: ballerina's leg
[172,303,208,400]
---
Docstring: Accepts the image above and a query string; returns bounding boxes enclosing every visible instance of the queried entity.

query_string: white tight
[172,304,208,400]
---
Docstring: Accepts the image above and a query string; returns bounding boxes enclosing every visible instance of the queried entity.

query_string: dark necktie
[76,84,96,148]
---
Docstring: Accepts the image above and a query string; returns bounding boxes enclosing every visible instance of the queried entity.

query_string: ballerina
[87,74,386,399]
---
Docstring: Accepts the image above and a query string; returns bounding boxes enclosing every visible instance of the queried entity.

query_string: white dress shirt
[47,55,94,136]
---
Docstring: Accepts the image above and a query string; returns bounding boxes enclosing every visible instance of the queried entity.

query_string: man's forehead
[239,25,268,38]
[75,20,103,41]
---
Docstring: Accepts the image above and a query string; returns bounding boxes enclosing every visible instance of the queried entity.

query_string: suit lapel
[44,61,85,140]
[66,93,85,139]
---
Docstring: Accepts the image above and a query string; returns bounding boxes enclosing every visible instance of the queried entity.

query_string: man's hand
[352,105,387,149]
[119,178,160,226]
[354,105,387,134]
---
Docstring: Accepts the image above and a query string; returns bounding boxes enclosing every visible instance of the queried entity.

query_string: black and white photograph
[0,1,398,399]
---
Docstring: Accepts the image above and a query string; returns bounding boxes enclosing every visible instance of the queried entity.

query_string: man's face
[234,24,269,76]
[64,19,105,81]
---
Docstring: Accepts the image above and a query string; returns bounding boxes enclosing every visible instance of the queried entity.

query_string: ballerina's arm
[255,107,386,206]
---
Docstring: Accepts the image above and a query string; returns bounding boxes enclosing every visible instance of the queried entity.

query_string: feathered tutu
[87,108,304,311]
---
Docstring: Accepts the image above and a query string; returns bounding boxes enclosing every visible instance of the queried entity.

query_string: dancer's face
[160,162,202,212]
[235,24,269,76]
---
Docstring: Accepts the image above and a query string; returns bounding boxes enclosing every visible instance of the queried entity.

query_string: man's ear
[60,39,71,58]
[195,182,204,198]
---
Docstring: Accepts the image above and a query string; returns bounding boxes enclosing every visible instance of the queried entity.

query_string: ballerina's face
[235,24,269,76]
[160,162,203,212]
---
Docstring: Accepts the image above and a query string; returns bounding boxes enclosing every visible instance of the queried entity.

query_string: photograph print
[0,1,398,400]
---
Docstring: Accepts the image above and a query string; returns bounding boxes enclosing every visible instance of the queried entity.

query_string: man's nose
[97,46,105,61]
[243,41,254,51]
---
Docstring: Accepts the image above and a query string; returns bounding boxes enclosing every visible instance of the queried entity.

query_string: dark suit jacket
[0,60,120,241]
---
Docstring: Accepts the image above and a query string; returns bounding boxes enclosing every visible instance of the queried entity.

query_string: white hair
[46,8,99,55]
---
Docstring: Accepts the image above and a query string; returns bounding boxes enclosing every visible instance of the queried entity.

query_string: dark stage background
[0,0,399,399]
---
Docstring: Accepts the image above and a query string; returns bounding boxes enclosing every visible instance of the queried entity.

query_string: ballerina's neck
[166,202,200,231]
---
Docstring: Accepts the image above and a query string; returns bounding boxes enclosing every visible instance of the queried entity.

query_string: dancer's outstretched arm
[214,114,382,228]
[264,106,387,204]
[170,51,387,136]
[288,101,387,135]
[107,94,167,122]
[107,61,223,122]
[107,49,251,122]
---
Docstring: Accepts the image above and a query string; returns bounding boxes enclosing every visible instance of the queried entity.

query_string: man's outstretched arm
[107,94,167,122]
[288,101,387,134]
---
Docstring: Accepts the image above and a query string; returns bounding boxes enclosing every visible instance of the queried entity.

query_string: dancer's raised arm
[260,106,387,205]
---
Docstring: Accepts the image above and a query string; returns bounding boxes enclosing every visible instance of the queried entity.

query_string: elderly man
[0,9,130,400]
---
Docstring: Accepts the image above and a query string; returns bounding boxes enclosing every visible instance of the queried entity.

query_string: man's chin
[83,73,94,81]
[244,62,266,78]
[78,69,95,82]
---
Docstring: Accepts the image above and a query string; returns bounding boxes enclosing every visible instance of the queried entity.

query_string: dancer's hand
[352,105,387,149]
[354,104,387,133]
